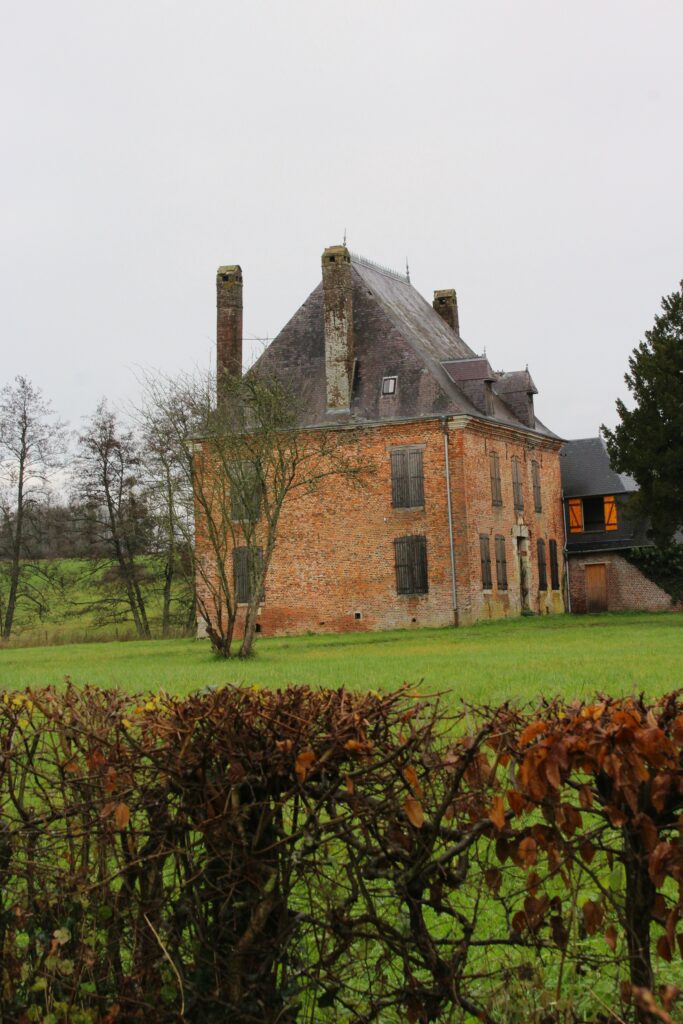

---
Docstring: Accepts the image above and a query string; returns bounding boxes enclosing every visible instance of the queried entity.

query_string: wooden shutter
[532,461,542,512]
[490,453,502,506]
[604,495,618,531]
[495,535,508,590]
[537,539,547,590]
[391,451,408,507]
[231,462,261,522]
[549,539,560,590]
[568,497,583,532]
[408,449,425,507]
[394,536,411,593]
[480,534,492,589]
[233,547,250,603]
[512,457,524,510]
[412,535,428,593]
[392,449,424,508]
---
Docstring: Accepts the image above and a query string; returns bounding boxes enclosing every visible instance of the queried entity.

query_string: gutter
[442,418,459,623]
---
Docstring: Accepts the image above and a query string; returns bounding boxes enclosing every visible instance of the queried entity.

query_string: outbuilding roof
[560,437,637,497]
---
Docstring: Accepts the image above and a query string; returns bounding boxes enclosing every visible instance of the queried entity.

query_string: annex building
[205,245,566,635]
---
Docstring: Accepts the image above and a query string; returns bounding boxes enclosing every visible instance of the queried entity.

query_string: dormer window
[381,376,397,396]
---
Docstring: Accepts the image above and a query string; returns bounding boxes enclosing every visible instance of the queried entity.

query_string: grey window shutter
[414,535,428,593]
[537,539,547,590]
[480,535,492,589]
[391,451,407,508]
[408,449,424,507]
[233,547,250,603]
[394,536,411,593]
[495,535,507,590]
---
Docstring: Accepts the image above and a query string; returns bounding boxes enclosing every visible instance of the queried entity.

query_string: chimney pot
[322,245,354,412]
[433,288,459,333]
[217,264,243,396]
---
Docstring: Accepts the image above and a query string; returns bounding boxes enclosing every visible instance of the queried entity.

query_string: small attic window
[382,376,397,396]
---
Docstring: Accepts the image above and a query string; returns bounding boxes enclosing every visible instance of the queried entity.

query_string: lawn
[0,611,681,701]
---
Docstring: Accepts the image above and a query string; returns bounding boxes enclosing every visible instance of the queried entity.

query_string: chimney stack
[433,289,459,333]
[217,265,243,391]
[322,245,354,412]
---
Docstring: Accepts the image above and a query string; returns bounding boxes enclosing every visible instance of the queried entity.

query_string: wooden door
[585,563,608,613]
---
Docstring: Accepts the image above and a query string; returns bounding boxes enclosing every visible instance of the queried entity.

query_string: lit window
[381,376,397,396]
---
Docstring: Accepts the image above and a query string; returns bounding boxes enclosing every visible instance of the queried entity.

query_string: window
[230,462,262,523]
[233,546,265,605]
[549,539,560,591]
[480,534,492,590]
[532,460,542,512]
[394,535,428,595]
[382,376,397,395]
[490,452,502,507]
[391,447,424,508]
[569,495,618,533]
[495,535,508,591]
[511,456,524,511]
[537,539,548,591]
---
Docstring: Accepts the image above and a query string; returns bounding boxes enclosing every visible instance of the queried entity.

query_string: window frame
[479,533,493,590]
[394,534,429,595]
[490,452,502,507]
[390,446,425,510]
[381,376,397,396]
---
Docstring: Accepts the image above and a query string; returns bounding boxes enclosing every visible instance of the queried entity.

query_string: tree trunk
[2,450,25,640]
[161,559,173,638]
[623,826,656,1015]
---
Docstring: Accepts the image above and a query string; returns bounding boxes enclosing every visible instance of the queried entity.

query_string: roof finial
[343,227,347,247]
[405,257,410,283]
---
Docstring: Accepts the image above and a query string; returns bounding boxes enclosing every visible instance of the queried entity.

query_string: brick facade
[196,416,566,638]
[568,552,679,614]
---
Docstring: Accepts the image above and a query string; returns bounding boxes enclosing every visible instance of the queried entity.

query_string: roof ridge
[349,251,408,282]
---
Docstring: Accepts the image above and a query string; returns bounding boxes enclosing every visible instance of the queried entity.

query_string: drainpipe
[442,418,459,624]
[562,490,572,613]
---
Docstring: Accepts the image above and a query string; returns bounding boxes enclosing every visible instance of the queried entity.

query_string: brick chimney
[322,245,354,412]
[216,265,243,391]
[433,289,459,333]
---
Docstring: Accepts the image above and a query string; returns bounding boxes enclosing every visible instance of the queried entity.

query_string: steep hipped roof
[560,437,637,497]
[253,253,557,437]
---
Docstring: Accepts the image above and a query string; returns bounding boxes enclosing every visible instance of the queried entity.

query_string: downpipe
[442,418,459,625]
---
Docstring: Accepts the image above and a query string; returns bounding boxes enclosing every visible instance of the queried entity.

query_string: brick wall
[195,416,566,638]
[568,552,679,613]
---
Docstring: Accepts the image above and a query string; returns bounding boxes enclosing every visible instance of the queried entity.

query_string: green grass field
[1,611,681,702]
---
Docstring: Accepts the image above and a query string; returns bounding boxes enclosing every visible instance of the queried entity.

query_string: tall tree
[0,376,67,639]
[603,281,683,545]
[73,401,154,639]
[193,370,367,658]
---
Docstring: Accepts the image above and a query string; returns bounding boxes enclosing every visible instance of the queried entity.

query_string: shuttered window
[537,539,548,591]
[233,546,265,604]
[568,497,583,532]
[391,448,425,509]
[490,452,502,506]
[532,460,542,512]
[511,457,524,511]
[604,495,618,531]
[495,535,508,591]
[394,535,428,594]
[480,534,492,590]
[549,539,560,590]
[230,462,262,522]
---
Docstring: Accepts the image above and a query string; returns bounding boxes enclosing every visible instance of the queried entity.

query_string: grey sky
[2,1,682,440]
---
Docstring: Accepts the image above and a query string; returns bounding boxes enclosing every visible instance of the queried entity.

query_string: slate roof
[560,437,637,498]
[252,253,558,438]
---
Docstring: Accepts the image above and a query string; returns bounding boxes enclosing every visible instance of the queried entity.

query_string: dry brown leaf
[404,796,424,829]
[114,803,130,830]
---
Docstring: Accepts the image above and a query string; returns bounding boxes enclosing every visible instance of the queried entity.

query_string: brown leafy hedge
[0,684,682,1023]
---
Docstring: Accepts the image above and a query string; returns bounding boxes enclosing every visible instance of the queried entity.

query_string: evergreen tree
[603,281,683,545]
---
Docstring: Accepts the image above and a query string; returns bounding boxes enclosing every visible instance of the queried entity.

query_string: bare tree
[135,370,211,637]
[0,376,67,640]
[73,400,154,640]
[193,371,368,658]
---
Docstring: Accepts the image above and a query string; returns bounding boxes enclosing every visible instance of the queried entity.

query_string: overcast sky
[2,1,682,440]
